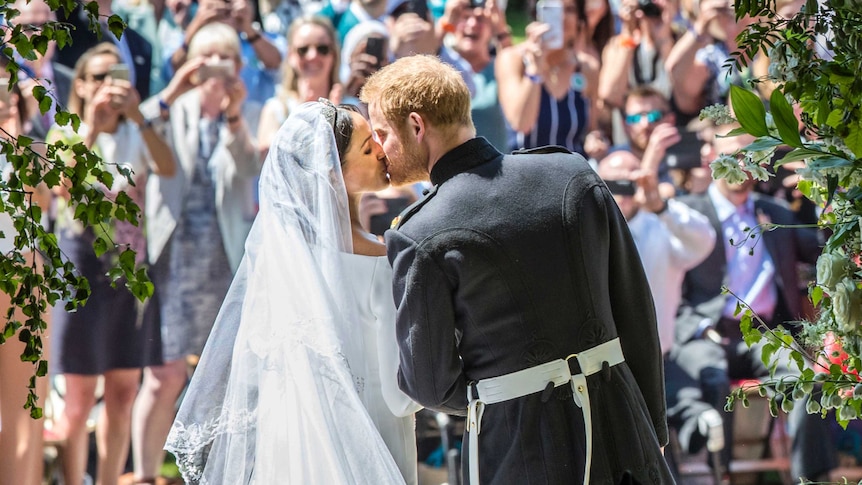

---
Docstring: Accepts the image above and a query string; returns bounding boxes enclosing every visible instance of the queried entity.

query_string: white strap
[575,337,625,376]
[475,359,572,405]
[464,338,624,484]
[466,398,485,485]
[571,373,591,485]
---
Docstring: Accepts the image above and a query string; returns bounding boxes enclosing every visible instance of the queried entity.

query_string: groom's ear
[407,112,425,142]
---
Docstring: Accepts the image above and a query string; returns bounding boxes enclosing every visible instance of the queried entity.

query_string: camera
[637,0,662,18]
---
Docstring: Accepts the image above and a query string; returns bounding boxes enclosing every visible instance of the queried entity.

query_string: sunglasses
[87,72,110,82]
[296,44,332,57]
[624,109,665,125]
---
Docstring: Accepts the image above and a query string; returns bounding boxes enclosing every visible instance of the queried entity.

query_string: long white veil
[164,102,406,484]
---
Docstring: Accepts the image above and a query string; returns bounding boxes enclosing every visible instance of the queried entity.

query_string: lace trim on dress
[166,408,257,484]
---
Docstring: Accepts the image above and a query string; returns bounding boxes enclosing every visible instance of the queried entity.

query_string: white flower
[817,252,850,291]
[832,277,862,332]
[710,155,748,184]
[699,104,735,125]
[744,160,772,182]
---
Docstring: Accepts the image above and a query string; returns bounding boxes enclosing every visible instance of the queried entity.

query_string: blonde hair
[68,42,121,116]
[279,15,340,103]
[359,55,472,132]
[186,22,242,64]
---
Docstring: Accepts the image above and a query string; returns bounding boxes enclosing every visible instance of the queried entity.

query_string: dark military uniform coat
[386,138,675,484]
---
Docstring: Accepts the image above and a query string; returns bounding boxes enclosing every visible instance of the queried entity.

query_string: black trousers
[667,319,837,480]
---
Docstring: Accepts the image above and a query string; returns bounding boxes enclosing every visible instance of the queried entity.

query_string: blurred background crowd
[0,0,854,483]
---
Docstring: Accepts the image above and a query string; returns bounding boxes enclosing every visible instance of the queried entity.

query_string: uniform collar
[429,137,501,186]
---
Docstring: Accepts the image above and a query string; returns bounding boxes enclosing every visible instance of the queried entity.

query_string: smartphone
[369,197,412,236]
[536,0,564,50]
[364,36,385,66]
[604,179,637,197]
[198,59,236,81]
[664,130,704,170]
[108,64,130,81]
[404,0,430,20]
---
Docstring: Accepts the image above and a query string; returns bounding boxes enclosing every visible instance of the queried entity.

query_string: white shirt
[707,184,777,321]
[627,199,716,354]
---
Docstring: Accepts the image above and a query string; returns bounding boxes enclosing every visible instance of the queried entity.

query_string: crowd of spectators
[0,0,843,483]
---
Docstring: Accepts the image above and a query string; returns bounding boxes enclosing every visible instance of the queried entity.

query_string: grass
[506,7,530,44]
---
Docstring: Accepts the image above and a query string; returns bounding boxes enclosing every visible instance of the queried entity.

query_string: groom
[360,55,674,484]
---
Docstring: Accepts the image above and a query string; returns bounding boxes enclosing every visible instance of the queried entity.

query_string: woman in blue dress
[496,0,601,157]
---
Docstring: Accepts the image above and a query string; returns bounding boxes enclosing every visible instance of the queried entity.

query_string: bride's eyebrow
[361,135,373,150]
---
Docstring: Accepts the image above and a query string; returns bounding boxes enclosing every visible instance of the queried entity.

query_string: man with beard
[672,126,835,481]
[616,86,681,198]
[359,54,674,485]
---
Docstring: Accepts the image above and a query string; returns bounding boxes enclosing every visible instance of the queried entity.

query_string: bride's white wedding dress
[165,102,416,485]
[342,253,421,485]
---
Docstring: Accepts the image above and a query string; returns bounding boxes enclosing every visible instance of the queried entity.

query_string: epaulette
[393,184,439,230]
[511,145,573,156]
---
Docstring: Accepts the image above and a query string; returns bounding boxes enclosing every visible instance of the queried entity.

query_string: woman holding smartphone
[496,0,601,157]
[47,42,176,485]
[126,21,262,485]
[256,15,341,158]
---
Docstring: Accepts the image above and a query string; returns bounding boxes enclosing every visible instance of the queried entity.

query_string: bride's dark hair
[320,99,361,164]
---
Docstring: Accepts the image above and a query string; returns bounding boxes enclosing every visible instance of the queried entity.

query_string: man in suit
[360,55,674,485]
[672,127,836,481]
[55,0,153,100]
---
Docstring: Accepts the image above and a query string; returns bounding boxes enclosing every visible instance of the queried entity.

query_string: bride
[164,100,421,484]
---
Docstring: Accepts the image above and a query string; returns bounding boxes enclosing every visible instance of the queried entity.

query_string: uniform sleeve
[601,188,669,445]
[572,182,669,445]
[386,229,469,416]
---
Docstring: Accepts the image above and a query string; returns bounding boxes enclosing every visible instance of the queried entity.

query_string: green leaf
[731,85,770,137]
[826,217,860,252]
[775,147,828,166]
[31,85,47,101]
[716,127,750,138]
[811,285,823,307]
[769,90,803,147]
[118,248,136,272]
[32,35,49,57]
[43,169,61,188]
[744,137,783,152]
[810,156,852,170]
[54,111,70,126]
[17,135,33,148]
[845,123,862,158]
[38,95,52,115]
[107,15,126,40]
[826,175,847,207]
[762,342,777,369]
[93,237,108,258]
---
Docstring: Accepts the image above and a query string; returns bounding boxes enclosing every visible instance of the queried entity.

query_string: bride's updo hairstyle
[320,98,361,164]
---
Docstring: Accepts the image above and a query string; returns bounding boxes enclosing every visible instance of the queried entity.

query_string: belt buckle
[565,353,586,395]
[565,353,582,376]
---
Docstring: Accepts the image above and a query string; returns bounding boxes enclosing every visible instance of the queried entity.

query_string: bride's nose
[373,141,386,159]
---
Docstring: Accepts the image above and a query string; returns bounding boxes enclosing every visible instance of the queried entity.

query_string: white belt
[465,338,625,485]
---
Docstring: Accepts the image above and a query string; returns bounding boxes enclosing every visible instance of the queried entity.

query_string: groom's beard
[388,138,430,187]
